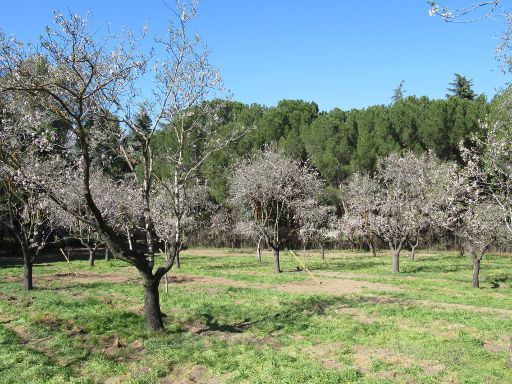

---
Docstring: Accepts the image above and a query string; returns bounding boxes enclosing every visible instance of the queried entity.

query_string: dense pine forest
[151,87,490,203]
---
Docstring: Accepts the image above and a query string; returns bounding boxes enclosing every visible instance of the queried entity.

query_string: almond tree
[151,182,213,268]
[462,121,512,235]
[0,99,55,290]
[48,172,143,267]
[295,199,336,259]
[426,155,509,287]
[0,4,241,331]
[229,148,323,273]
[461,201,508,288]
[340,173,380,256]
[373,152,437,273]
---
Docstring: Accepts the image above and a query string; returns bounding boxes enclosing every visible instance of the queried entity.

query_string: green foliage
[446,73,477,100]
[147,94,488,202]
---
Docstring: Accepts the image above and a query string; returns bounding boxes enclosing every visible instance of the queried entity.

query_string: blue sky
[0,1,509,111]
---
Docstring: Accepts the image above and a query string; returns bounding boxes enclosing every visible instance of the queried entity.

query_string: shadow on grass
[252,295,352,333]
[306,260,388,272]
[401,264,467,274]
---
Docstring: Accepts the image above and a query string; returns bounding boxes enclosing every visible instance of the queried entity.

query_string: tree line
[150,89,488,204]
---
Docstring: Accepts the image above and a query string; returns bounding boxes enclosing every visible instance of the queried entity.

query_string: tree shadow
[193,313,251,334]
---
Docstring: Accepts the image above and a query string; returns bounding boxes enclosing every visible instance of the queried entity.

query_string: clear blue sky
[0,1,508,111]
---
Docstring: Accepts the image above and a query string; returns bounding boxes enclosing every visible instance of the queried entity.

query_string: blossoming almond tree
[0,2,243,331]
[229,148,323,273]
[0,98,56,290]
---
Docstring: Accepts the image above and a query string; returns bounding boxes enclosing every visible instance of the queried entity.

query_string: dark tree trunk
[472,252,481,289]
[272,247,281,273]
[21,243,34,291]
[24,260,33,291]
[88,249,95,267]
[411,245,417,262]
[320,244,325,260]
[143,276,164,332]
[175,253,181,269]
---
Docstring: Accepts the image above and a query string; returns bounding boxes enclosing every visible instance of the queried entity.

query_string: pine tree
[446,73,476,100]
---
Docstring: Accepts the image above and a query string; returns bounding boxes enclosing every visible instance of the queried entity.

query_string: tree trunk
[320,244,325,260]
[458,242,465,257]
[175,253,181,269]
[411,245,417,262]
[127,230,133,251]
[104,247,110,261]
[21,243,34,291]
[88,248,95,267]
[471,250,480,289]
[256,238,262,263]
[369,240,377,257]
[24,260,33,291]
[392,250,400,273]
[272,247,281,273]
[143,277,164,332]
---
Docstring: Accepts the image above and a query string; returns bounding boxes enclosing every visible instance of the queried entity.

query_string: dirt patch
[6,323,54,355]
[167,273,400,296]
[160,364,229,384]
[483,336,510,353]
[335,306,375,324]
[353,346,444,376]
[302,341,344,370]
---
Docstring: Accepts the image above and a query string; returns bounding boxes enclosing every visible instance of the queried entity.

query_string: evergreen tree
[446,73,477,100]
[392,80,405,103]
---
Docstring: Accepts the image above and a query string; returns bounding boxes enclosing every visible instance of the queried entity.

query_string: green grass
[0,248,511,383]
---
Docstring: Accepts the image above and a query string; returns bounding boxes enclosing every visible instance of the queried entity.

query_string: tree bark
[471,250,481,289]
[392,250,400,273]
[272,247,281,273]
[143,276,164,332]
[320,244,325,260]
[369,239,377,257]
[256,238,262,263]
[24,260,33,291]
[20,242,34,291]
[175,253,181,269]
[127,230,133,251]
[411,245,417,262]
[88,249,95,267]
[104,247,110,261]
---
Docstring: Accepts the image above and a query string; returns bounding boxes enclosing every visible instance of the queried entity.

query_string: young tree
[229,148,323,273]
[340,173,381,257]
[151,182,213,268]
[295,199,336,259]
[0,99,55,290]
[373,152,438,273]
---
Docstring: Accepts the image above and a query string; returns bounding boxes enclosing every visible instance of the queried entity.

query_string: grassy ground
[0,248,511,383]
